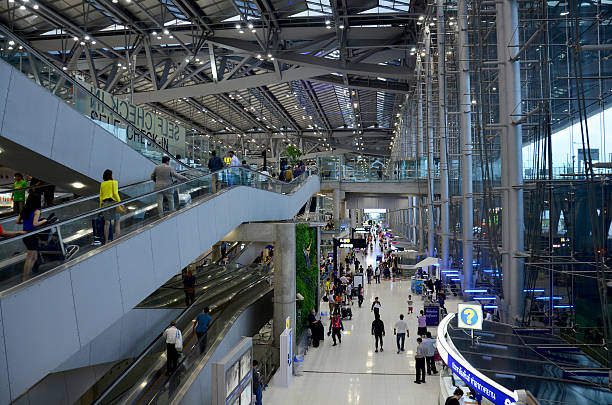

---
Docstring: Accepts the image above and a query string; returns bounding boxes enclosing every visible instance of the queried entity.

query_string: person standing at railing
[16,193,47,281]
[12,173,28,215]
[163,320,182,375]
[227,151,241,186]
[151,156,188,217]
[208,150,224,192]
[99,169,122,244]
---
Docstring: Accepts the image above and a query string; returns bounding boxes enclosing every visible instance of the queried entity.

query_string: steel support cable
[568,0,612,369]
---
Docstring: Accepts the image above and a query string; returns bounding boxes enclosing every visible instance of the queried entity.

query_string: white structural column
[273,223,297,348]
[333,188,340,221]
[458,0,474,291]
[437,0,450,271]
[425,26,436,260]
[416,58,424,159]
[497,0,525,322]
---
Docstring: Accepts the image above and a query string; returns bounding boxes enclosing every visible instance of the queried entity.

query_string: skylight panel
[163,18,191,27]
[100,24,127,31]
[41,29,66,36]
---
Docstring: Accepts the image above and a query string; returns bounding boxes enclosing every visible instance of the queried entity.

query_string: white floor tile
[264,245,460,405]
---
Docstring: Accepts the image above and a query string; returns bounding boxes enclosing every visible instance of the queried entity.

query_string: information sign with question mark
[457,303,483,330]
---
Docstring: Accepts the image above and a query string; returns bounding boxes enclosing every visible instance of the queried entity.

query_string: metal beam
[144,38,158,90]
[308,75,411,94]
[130,66,330,104]
[207,37,412,80]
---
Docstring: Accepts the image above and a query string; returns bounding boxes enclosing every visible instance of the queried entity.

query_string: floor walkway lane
[265,245,460,405]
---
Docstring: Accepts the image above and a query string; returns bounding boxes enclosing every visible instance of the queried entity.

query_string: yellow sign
[285,316,291,330]
[224,157,231,165]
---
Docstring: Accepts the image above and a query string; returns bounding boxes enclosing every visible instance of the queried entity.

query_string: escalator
[0,167,319,401]
[91,267,273,405]
[0,24,188,190]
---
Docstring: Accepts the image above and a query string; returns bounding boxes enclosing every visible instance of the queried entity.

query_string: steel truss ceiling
[0,0,427,155]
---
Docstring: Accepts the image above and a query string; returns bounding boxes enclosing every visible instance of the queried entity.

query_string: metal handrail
[92,267,271,405]
[0,23,192,172]
[0,167,312,247]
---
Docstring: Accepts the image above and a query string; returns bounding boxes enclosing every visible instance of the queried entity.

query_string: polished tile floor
[264,246,459,405]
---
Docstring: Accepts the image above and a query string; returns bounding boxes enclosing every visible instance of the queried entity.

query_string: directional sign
[457,303,483,330]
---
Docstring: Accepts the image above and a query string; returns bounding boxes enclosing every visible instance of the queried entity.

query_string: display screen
[226,361,240,398]
[240,383,252,405]
[240,351,251,382]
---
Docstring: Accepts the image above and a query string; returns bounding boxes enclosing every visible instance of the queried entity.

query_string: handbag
[116,205,127,214]
[174,329,183,351]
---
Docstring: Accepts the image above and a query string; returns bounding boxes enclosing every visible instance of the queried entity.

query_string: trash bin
[293,354,304,376]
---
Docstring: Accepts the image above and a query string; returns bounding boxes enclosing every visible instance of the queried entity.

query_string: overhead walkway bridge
[0,168,319,403]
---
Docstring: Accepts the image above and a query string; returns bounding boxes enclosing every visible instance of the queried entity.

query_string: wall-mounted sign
[335,238,367,249]
[457,303,483,330]
[447,353,517,405]
[75,82,186,157]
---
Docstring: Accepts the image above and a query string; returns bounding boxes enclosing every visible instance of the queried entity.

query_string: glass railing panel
[0,27,188,169]
[0,168,313,293]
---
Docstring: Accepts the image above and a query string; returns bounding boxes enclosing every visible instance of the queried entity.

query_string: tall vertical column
[332,188,340,221]
[418,197,425,251]
[497,0,524,322]
[425,26,436,260]
[417,57,424,161]
[437,0,450,271]
[458,0,474,291]
[316,226,321,312]
[408,198,414,244]
[273,223,296,347]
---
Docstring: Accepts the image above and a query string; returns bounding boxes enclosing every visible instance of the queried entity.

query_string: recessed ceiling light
[71,182,85,189]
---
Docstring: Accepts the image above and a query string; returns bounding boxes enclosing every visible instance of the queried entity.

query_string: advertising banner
[74,82,186,157]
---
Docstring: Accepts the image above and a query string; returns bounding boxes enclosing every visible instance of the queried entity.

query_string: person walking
[163,321,182,375]
[99,169,122,244]
[417,310,427,336]
[407,294,414,314]
[12,173,28,215]
[253,360,263,405]
[182,268,196,306]
[16,193,47,281]
[207,150,224,192]
[357,284,364,308]
[328,311,344,346]
[445,388,464,405]
[193,307,212,353]
[327,291,335,316]
[371,313,385,352]
[374,267,381,283]
[152,156,188,217]
[366,266,373,284]
[371,297,381,317]
[414,337,427,384]
[424,331,438,375]
[394,314,409,354]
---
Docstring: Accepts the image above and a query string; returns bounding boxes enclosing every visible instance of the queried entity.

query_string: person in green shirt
[12,173,28,215]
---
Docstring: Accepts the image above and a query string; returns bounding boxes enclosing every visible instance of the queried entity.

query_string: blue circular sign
[460,307,479,326]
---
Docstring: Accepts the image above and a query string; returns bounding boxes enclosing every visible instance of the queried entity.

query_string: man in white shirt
[423,331,438,375]
[163,320,182,375]
[394,314,409,353]
[228,151,241,186]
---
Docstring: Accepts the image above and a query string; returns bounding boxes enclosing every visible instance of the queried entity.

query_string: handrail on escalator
[0,168,202,225]
[0,167,312,248]
[0,23,194,172]
[92,266,272,405]
[0,167,313,296]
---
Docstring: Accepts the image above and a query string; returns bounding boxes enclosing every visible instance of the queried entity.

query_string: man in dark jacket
[372,313,385,352]
[207,150,223,192]
[328,312,344,346]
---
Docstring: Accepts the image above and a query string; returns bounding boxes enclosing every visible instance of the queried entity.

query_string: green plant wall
[295,223,318,338]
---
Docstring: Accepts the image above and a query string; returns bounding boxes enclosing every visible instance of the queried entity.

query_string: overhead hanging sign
[74,82,186,157]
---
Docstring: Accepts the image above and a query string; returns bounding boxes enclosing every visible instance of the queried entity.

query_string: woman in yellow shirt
[99,169,121,244]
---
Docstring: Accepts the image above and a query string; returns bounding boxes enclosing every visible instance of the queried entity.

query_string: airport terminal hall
[0,0,611,404]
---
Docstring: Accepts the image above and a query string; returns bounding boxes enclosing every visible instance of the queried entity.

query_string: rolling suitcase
[341,306,352,320]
